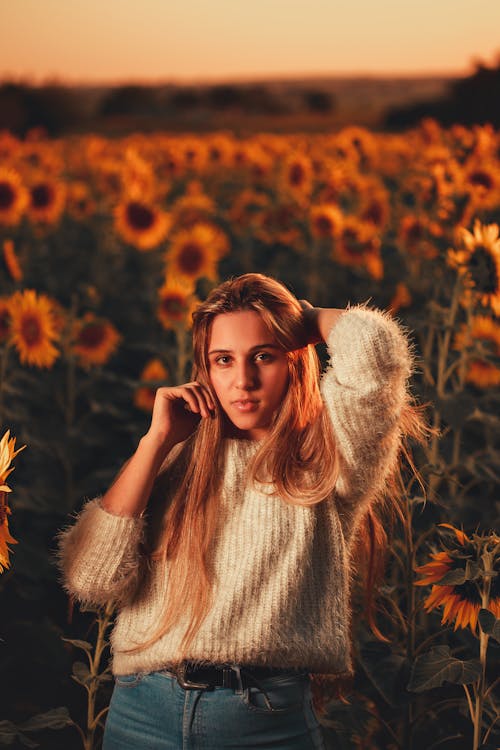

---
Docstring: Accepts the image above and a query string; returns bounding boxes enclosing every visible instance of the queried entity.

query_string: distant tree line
[0,80,336,136]
[2,58,499,137]
[384,57,500,129]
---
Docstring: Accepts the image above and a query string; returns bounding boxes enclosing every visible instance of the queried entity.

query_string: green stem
[472,555,492,750]
[0,344,11,432]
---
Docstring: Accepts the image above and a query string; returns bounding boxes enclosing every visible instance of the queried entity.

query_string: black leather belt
[167,662,306,690]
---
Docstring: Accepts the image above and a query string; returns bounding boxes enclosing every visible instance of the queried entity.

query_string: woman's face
[207,310,290,440]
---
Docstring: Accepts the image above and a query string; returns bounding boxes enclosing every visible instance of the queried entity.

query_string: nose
[234,359,258,390]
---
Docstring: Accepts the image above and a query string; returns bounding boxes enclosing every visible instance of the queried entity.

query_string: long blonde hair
[124,273,340,657]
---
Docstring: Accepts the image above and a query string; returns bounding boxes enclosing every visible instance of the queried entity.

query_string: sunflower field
[0,121,499,750]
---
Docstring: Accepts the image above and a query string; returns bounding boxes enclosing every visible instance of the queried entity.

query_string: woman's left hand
[298,300,322,346]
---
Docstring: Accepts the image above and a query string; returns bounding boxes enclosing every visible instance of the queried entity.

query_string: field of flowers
[0,120,499,749]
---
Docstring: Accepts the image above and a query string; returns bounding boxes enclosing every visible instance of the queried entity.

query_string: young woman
[57,273,424,750]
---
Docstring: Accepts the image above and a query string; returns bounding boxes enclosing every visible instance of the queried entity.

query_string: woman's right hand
[146,382,216,448]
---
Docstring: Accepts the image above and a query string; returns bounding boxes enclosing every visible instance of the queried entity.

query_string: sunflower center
[342,228,365,256]
[178,243,203,274]
[126,202,155,231]
[315,215,334,236]
[470,247,499,293]
[31,184,54,209]
[289,163,305,187]
[162,294,186,317]
[406,221,424,243]
[454,580,482,604]
[21,314,42,346]
[468,170,494,191]
[0,181,15,209]
[363,200,384,226]
[78,323,105,348]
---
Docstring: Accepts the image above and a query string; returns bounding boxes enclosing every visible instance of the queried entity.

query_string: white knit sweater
[56,305,414,676]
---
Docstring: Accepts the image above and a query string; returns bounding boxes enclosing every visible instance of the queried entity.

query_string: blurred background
[1,3,500,749]
[2,0,500,135]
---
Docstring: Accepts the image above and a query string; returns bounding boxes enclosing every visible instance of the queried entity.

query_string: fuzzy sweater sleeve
[320,303,414,550]
[55,496,146,608]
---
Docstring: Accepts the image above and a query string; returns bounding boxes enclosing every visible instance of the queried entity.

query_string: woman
[57,273,423,750]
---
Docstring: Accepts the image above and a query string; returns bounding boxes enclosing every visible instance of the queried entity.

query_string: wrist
[140,431,175,465]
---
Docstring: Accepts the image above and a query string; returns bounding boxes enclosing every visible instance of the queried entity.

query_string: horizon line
[0,68,471,88]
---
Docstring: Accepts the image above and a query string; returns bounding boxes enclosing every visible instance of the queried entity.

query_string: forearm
[101,432,175,518]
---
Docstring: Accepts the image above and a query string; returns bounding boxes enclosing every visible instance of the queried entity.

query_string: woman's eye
[215,355,231,365]
[255,352,272,362]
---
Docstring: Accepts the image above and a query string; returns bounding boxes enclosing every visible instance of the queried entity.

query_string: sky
[1,0,500,84]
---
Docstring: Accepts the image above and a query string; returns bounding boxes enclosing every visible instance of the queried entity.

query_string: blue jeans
[102,668,327,749]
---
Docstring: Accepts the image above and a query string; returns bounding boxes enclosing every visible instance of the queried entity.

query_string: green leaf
[72,660,92,686]
[18,707,73,732]
[435,568,467,585]
[0,721,38,748]
[359,641,411,707]
[0,721,18,745]
[478,608,500,641]
[61,637,93,654]
[407,646,481,692]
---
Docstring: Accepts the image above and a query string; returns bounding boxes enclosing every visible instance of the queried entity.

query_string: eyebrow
[208,343,282,355]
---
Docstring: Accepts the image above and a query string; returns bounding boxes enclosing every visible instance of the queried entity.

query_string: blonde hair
[124,273,339,657]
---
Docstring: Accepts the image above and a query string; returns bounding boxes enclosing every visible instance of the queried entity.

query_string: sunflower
[123,147,158,201]
[279,152,313,202]
[134,358,169,412]
[0,299,12,344]
[463,160,500,208]
[0,429,26,494]
[8,289,60,368]
[71,313,121,369]
[0,429,26,573]
[0,167,28,226]
[359,185,391,230]
[452,316,500,388]
[67,181,96,221]
[166,223,226,283]
[397,215,440,260]
[205,133,235,169]
[309,204,343,240]
[448,219,500,316]
[26,177,66,226]
[388,283,412,315]
[227,189,270,237]
[248,147,273,183]
[334,217,384,280]
[157,277,198,330]
[179,137,207,173]
[255,202,305,248]
[0,131,21,162]
[114,197,171,251]
[170,181,215,229]
[94,157,125,203]
[334,126,379,169]
[2,240,23,283]
[414,523,500,634]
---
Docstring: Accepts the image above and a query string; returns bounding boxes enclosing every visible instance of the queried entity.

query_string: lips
[231,399,259,413]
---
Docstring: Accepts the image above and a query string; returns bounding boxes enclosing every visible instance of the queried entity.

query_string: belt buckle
[176,662,211,690]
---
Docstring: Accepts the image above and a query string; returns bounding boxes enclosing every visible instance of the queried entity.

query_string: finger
[185,384,210,418]
[190,382,216,414]
[177,387,200,414]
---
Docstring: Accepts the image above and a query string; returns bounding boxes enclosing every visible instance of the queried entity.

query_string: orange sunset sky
[1,0,500,83]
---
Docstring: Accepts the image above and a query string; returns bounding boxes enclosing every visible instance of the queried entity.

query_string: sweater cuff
[325,303,413,390]
[55,496,146,606]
